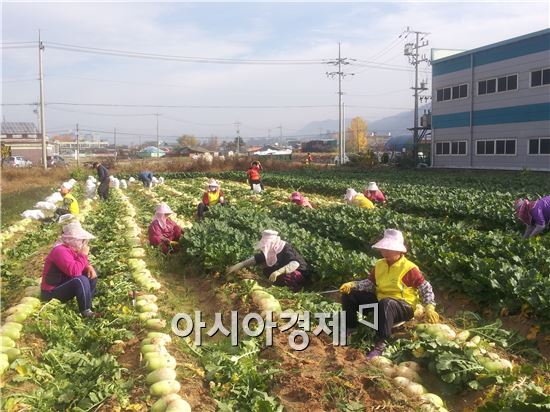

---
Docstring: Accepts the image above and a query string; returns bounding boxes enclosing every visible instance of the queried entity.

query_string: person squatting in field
[54,182,80,220]
[247,160,264,191]
[344,188,375,209]
[364,181,386,204]
[40,222,101,318]
[197,178,227,220]
[290,191,313,208]
[227,230,309,291]
[148,202,183,254]
[514,195,550,238]
[339,229,439,359]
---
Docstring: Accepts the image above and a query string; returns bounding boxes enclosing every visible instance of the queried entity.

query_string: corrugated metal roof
[1,122,38,135]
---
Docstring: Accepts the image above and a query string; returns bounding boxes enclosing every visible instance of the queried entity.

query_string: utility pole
[76,123,80,167]
[342,102,346,158]
[326,43,354,165]
[114,127,117,163]
[38,30,47,170]
[234,121,241,155]
[403,27,429,163]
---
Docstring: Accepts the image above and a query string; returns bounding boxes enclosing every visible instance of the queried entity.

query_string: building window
[478,74,518,95]
[528,138,550,155]
[476,139,516,155]
[486,79,496,94]
[436,140,467,156]
[531,68,550,87]
[436,84,468,102]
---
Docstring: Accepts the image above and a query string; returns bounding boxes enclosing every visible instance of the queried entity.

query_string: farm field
[1,168,549,411]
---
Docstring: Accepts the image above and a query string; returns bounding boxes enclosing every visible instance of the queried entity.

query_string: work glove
[425,304,440,324]
[269,261,300,283]
[339,282,356,295]
[169,241,179,246]
[227,257,255,274]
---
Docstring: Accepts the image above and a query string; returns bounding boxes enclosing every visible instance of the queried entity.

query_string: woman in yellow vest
[339,229,439,359]
[55,183,80,219]
[344,188,375,209]
[197,179,227,221]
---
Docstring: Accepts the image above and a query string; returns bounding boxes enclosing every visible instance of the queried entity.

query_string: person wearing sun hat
[290,191,313,209]
[363,182,386,204]
[148,202,183,253]
[344,188,375,209]
[197,178,227,220]
[227,229,309,291]
[339,229,438,358]
[41,222,101,318]
[514,195,550,238]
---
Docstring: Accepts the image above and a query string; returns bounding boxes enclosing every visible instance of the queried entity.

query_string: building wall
[9,144,54,164]
[431,30,550,171]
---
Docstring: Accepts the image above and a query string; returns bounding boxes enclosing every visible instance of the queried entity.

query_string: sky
[1,1,549,145]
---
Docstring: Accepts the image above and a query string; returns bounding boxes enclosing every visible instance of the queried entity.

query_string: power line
[46,106,159,117]
[44,41,329,65]
[44,102,337,109]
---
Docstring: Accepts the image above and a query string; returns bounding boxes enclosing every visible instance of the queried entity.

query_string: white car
[2,156,33,167]
[334,155,350,164]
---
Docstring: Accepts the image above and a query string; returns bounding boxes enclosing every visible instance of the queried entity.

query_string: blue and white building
[431,29,550,171]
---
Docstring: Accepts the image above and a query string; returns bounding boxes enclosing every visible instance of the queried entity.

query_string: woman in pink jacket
[290,191,313,209]
[148,203,182,253]
[41,222,100,318]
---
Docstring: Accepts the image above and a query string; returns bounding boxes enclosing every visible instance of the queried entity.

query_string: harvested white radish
[151,394,183,412]
[146,367,177,385]
[395,365,422,383]
[166,398,192,412]
[393,376,410,387]
[404,382,426,397]
[150,380,181,397]
[399,361,421,372]
[422,393,444,407]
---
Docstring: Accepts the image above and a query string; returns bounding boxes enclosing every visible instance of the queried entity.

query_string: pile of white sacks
[20,174,165,221]
[22,179,78,220]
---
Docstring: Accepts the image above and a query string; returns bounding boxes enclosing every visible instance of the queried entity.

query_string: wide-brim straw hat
[62,222,95,240]
[156,202,174,214]
[372,229,407,253]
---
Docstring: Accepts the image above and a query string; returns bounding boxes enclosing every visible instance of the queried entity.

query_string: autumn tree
[346,116,368,153]
[177,134,198,147]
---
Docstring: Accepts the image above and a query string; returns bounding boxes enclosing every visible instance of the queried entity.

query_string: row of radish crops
[1,187,193,411]
[145,174,549,411]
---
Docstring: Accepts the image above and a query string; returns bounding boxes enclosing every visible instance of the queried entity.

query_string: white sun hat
[155,202,174,214]
[367,182,379,191]
[372,229,407,253]
[344,188,357,203]
[207,178,219,188]
[62,222,95,240]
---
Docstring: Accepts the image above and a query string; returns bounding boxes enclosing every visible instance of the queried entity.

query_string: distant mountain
[298,105,430,139]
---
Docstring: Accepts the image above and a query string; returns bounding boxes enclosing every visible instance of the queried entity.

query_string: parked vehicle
[47,155,68,168]
[2,156,33,167]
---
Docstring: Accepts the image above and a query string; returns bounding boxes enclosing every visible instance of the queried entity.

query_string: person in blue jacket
[138,171,154,188]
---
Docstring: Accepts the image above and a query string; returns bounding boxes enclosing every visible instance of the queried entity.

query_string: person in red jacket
[364,182,386,204]
[197,179,227,220]
[148,202,182,253]
[41,222,100,318]
[247,160,264,191]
